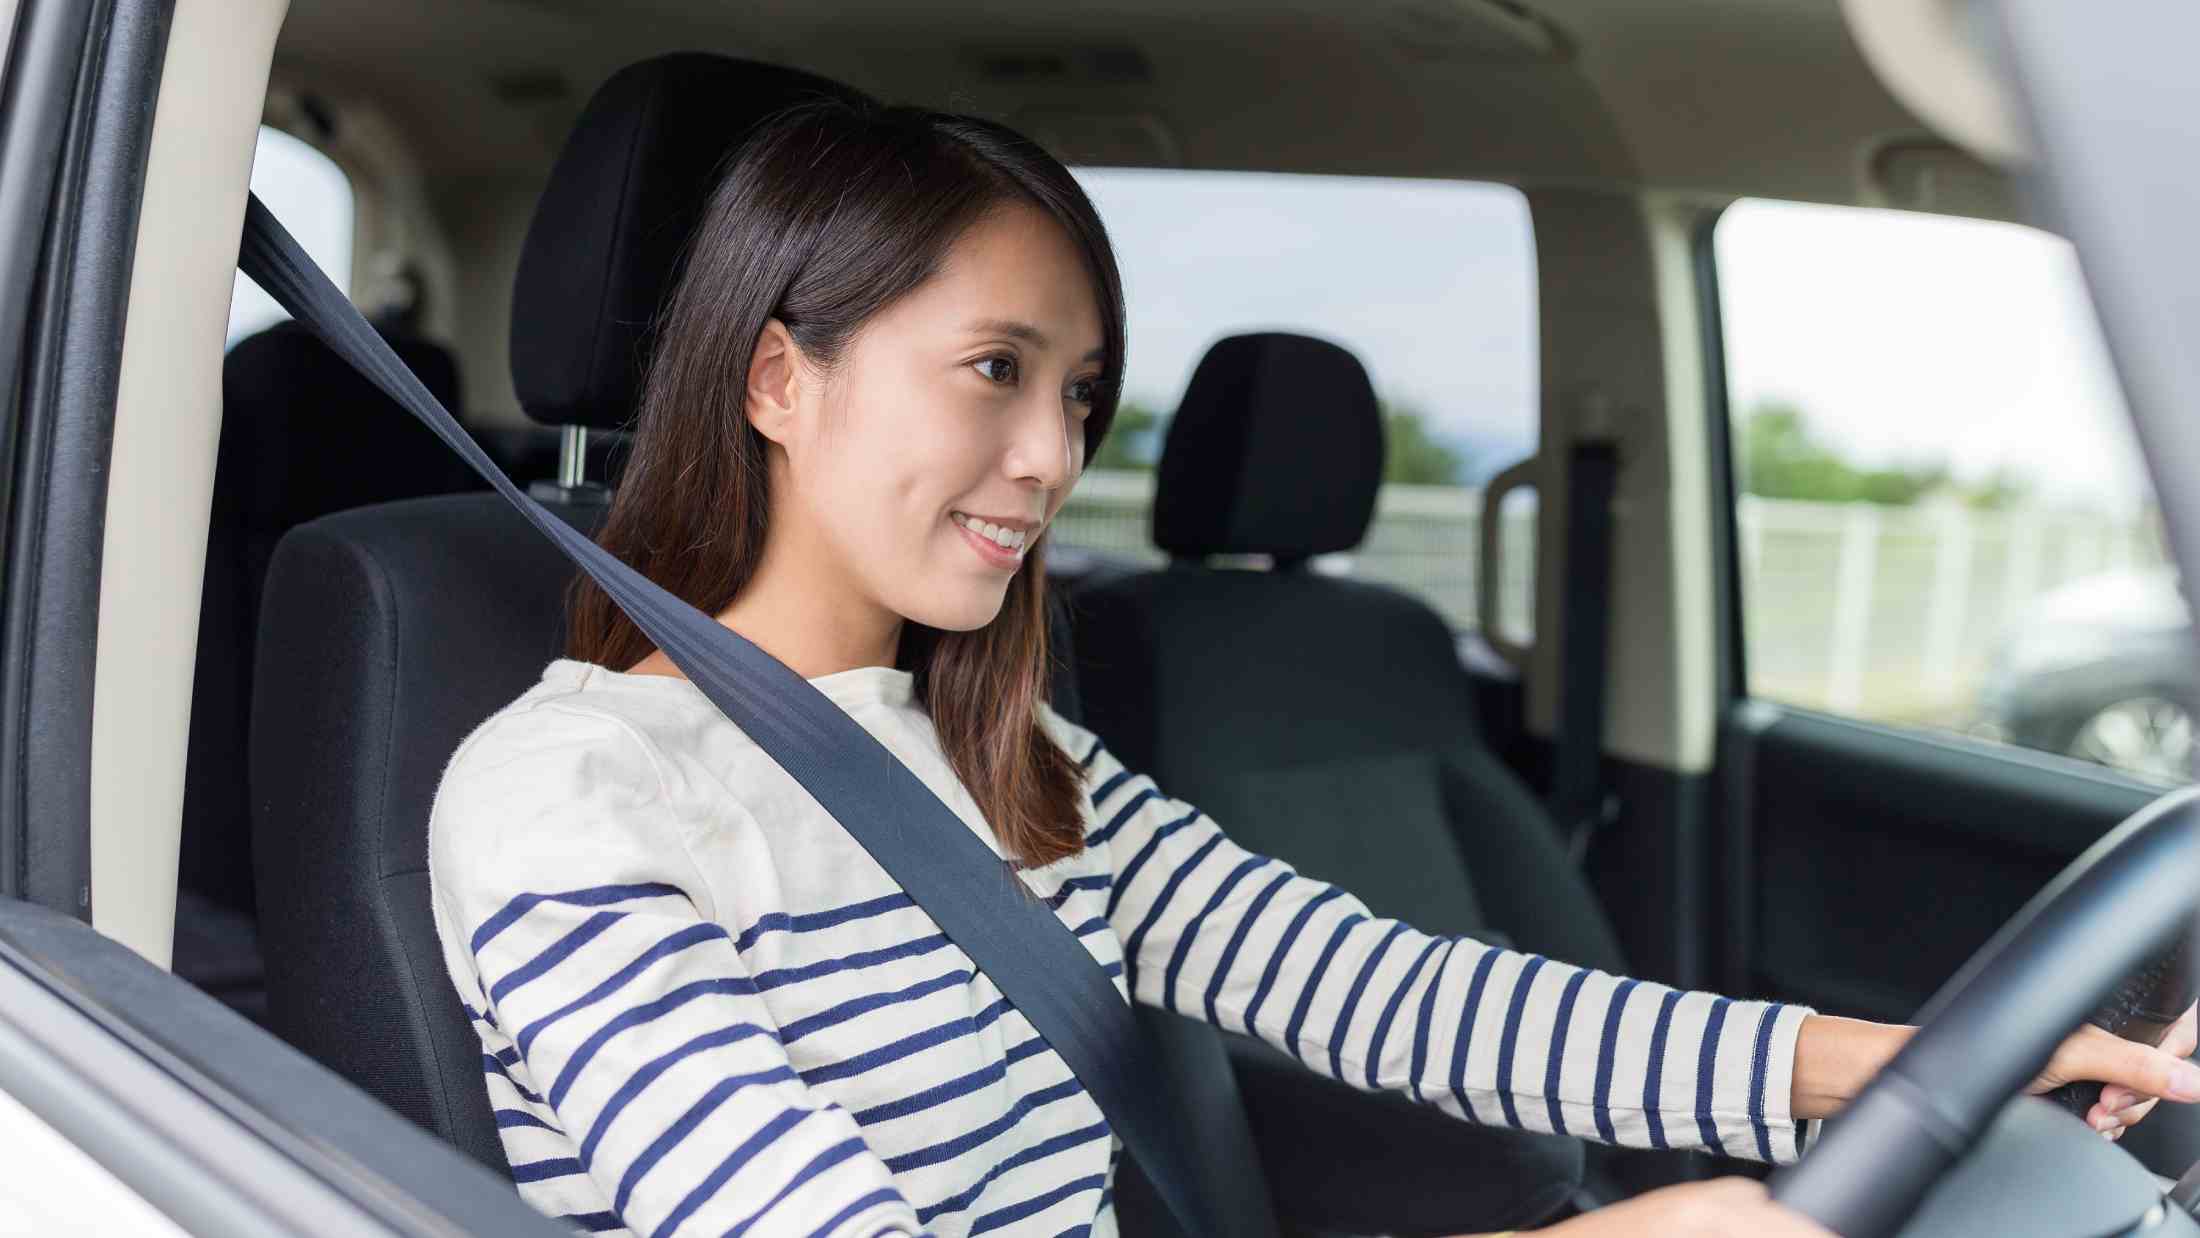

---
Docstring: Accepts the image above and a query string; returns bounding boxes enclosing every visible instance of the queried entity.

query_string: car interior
[8,0,2200,1235]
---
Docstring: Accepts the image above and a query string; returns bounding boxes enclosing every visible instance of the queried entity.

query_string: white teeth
[952,511,1028,554]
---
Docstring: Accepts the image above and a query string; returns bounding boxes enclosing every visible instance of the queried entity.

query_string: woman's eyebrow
[964,318,1105,362]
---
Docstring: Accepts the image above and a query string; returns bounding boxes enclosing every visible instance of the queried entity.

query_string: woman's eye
[973,356,1018,385]
[1066,376,1099,410]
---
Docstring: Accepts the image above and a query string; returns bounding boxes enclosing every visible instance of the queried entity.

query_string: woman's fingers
[2060,1027,2200,1102]
[2167,1004,2200,1059]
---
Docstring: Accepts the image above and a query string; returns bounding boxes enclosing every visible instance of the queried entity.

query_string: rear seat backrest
[177,320,473,946]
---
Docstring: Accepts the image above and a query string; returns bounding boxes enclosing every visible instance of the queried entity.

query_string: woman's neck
[625,509,902,681]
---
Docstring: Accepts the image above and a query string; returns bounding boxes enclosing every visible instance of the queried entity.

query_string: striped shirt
[428,658,1816,1238]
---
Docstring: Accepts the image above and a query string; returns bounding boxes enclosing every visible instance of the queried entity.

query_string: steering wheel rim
[1769,787,2200,1237]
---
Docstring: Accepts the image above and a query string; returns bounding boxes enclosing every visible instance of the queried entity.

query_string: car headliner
[270,0,1975,208]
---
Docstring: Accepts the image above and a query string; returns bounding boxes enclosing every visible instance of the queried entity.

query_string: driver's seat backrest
[250,53,871,1170]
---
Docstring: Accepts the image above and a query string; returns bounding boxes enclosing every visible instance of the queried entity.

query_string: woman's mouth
[950,510,1034,571]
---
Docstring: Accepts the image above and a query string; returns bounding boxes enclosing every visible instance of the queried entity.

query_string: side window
[1715,199,2187,783]
[1062,169,1539,642]
[226,125,352,346]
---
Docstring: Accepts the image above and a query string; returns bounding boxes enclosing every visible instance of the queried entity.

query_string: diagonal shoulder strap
[237,194,1219,1236]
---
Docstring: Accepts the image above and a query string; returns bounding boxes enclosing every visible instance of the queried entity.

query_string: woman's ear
[746,318,802,445]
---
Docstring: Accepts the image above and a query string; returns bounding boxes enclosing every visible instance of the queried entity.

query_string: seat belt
[236,195,1225,1237]
[1551,438,1619,863]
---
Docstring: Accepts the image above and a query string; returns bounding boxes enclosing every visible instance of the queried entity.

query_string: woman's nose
[1004,391,1077,489]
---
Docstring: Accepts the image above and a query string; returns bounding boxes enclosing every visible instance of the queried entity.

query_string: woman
[427,100,2196,1238]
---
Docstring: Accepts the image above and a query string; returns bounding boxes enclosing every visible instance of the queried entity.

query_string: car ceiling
[270,0,1958,206]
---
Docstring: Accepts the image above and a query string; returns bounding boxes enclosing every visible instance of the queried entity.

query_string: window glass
[1060,169,1538,640]
[1716,199,2186,783]
[226,126,352,347]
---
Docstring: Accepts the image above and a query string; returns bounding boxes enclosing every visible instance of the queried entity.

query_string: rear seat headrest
[509,53,868,431]
[1151,332,1385,561]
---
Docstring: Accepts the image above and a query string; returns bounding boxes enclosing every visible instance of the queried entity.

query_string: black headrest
[220,320,476,534]
[509,54,868,430]
[1151,332,1384,561]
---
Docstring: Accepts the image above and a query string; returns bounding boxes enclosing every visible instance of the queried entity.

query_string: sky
[230,128,2152,512]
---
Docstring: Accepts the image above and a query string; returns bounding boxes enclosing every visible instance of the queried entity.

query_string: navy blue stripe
[886,1077,1085,1172]
[1370,935,1448,1090]
[1591,977,1641,1145]
[1120,832,1224,979]
[614,1065,801,1213]
[554,1212,624,1233]
[1749,1003,1782,1163]
[495,1107,559,1133]
[804,1185,907,1238]
[731,891,915,954]
[1088,789,1158,848]
[657,1107,809,1236]
[1541,968,1591,1135]
[916,1121,1111,1224]
[1694,996,1734,1156]
[1243,886,1344,1032]
[510,1156,583,1184]
[1105,808,1205,916]
[1409,940,1461,1102]
[1448,946,1503,1123]
[724,1136,875,1237]
[470,882,681,955]
[803,997,1012,1086]
[1163,855,1269,1013]
[783,968,971,1044]
[1327,923,1409,1078]
[483,1053,544,1105]
[1080,737,1105,769]
[491,1045,520,1068]
[1795,1119,1809,1161]
[1204,870,1294,1029]
[1642,989,1684,1149]
[1044,874,1111,911]
[1493,956,1550,1129]
[1284,913,1370,1065]
[1089,768,1134,807]
[1069,916,1108,937]
[580,1023,777,1167]
[488,909,621,1004]
[753,932,952,992]
[851,1036,1049,1126]
[548,977,765,1109]
[516,921,728,1057]
[969,1173,1108,1236]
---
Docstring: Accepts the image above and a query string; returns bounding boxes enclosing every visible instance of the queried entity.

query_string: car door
[1703,198,2178,1025]
[0,3,571,1231]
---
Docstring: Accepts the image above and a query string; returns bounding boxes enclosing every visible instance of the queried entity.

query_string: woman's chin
[901,589,1011,634]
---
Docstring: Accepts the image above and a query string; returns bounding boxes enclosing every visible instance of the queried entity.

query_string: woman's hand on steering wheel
[2027,1001,2200,1140]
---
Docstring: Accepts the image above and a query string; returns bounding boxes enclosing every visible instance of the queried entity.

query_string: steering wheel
[1769,788,2200,1236]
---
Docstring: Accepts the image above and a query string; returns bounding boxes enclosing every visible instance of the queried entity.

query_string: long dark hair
[565,99,1125,870]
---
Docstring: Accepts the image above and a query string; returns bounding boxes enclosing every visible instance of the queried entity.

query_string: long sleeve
[429,703,925,1237]
[1047,710,1818,1165]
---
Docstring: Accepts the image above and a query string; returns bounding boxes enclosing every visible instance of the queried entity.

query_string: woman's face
[748,203,1104,636]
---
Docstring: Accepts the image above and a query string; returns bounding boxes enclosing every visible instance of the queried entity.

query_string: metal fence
[1051,469,2168,730]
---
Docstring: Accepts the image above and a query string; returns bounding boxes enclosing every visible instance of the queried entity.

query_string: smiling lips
[951,510,1039,568]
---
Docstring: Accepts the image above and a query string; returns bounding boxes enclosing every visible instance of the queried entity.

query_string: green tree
[1091,399,1166,471]
[1381,403,1468,486]
[1735,401,2022,507]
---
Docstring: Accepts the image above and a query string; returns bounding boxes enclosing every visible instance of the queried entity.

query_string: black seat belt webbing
[1552,439,1619,863]
[236,195,1223,1236]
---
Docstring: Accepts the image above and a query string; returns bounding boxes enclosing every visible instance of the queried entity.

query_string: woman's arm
[1792,1010,2200,1133]
[1053,716,1815,1164]
[432,707,923,1238]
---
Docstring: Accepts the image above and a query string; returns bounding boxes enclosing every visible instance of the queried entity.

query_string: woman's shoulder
[427,660,746,905]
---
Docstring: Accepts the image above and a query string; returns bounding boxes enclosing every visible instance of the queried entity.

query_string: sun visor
[1843,0,2034,168]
